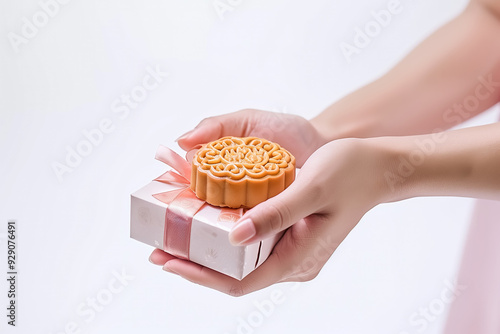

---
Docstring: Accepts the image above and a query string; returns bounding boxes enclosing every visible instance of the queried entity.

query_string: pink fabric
[152,145,243,260]
[155,170,189,186]
[163,188,205,259]
[155,145,192,181]
[443,199,500,333]
[153,145,205,259]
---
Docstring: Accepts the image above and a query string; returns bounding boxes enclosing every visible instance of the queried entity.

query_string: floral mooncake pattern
[190,137,296,208]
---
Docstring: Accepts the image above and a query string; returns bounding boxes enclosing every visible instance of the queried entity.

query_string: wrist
[360,137,411,204]
[310,102,383,142]
[374,130,471,202]
[384,125,500,201]
[358,134,451,204]
[310,111,366,142]
[320,133,440,205]
[323,137,408,208]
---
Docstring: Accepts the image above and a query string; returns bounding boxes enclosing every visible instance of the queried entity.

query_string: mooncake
[190,137,295,208]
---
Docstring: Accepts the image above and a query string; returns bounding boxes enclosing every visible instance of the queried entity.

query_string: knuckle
[295,262,321,282]
[238,108,259,114]
[198,116,223,136]
[285,264,320,283]
[227,284,246,297]
[309,177,327,201]
[263,200,291,233]
[299,271,320,282]
[301,177,328,210]
[198,116,215,127]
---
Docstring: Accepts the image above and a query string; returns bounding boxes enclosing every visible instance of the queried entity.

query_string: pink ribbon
[152,145,243,260]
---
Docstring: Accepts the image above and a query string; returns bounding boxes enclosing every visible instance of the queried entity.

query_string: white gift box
[130,180,282,280]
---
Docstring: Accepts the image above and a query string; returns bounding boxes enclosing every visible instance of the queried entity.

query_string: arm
[155,0,500,296]
[152,122,500,296]
[384,122,500,202]
[177,2,500,166]
[311,1,500,141]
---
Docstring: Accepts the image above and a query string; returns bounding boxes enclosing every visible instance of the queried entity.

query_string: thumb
[228,175,319,246]
[176,111,249,151]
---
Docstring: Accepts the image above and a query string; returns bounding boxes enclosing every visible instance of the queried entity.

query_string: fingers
[176,110,251,151]
[162,251,286,297]
[149,248,177,265]
[176,118,221,150]
[228,171,321,246]
[149,248,286,296]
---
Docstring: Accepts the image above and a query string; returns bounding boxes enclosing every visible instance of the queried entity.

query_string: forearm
[312,3,500,141]
[380,122,500,202]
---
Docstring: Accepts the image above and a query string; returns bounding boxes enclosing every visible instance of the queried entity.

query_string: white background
[1,0,498,333]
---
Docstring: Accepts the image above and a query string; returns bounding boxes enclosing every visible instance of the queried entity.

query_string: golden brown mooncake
[190,136,295,208]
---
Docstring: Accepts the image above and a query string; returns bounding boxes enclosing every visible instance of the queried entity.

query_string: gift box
[130,145,282,280]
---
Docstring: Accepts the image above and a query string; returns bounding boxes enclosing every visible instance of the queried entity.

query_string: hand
[176,109,326,166]
[150,137,395,296]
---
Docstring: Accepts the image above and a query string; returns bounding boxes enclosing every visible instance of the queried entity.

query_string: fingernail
[175,129,195,142]
[162,262,178,275]
[229,218,256,245]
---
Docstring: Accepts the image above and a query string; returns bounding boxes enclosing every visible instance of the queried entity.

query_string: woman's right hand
[176,109,326,167]
[151,137,396,296]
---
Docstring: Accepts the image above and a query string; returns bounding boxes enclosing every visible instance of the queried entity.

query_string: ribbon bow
[152,145,243,260]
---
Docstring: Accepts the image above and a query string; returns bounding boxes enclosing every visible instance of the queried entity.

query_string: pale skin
[150,0,500,297]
